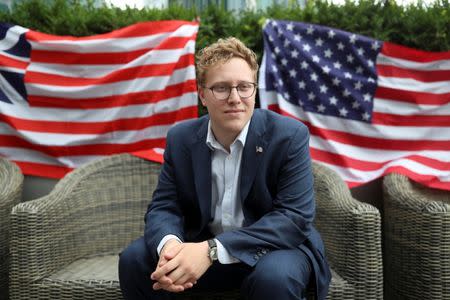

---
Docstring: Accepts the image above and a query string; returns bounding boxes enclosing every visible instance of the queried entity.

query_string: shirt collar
[206,119,250,152]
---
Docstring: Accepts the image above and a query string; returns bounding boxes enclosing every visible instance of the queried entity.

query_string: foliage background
[1,0,448,111]
[1,0,449,55]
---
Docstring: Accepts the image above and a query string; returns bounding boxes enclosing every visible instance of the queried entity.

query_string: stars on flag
[263,20,380,122]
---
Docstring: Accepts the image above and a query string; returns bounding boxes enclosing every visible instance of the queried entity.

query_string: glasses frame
[203,82,258,101]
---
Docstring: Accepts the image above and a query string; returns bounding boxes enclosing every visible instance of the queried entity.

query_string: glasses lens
[211,85,230,100]
[237,83,255,98]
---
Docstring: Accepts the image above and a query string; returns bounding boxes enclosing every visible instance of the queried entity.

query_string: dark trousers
[119,237,311,300]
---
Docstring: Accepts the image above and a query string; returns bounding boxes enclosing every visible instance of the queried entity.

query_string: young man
[119,37,331,300]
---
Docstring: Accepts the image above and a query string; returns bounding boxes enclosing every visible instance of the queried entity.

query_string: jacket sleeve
[144,129,185,262]
[216,125,315,267]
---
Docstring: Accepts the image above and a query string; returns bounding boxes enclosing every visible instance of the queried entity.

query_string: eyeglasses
[204,82,257,101]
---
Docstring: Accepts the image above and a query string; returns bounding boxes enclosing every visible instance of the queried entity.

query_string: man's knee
[242,249,311,300]
[119,237,169,300]
[119,237,155,279]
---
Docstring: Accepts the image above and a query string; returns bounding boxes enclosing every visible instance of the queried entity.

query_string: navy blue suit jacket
[145,109,331,299]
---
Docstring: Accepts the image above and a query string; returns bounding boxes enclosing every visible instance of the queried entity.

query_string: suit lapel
[240,110,267,203]
[191,119,212,228]
[190,111,268,225]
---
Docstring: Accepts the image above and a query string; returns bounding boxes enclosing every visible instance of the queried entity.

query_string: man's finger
[163,244,183,260]
[183,281,194,289]
[153,282,185,293]
[165,285,185,293]
[173,273,195,286]
[168,267,197,287]
[152,282,162,290]
[151,258,178,280]
[157,255,169,268]
[153,274,172,285]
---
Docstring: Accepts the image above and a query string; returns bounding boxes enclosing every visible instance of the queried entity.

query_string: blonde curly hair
[196,37,259,87]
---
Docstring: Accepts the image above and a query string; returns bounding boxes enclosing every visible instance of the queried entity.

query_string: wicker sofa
[383,173,450,300]
[0,157,24,300]
[9,154,382,300]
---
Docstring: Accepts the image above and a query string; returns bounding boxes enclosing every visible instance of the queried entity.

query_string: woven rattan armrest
[312,163,383,300]
[0,158,23,259]
[0,158,23,300]
[9,154,159,291]
[383,173,450,299]
[384,173,450,212]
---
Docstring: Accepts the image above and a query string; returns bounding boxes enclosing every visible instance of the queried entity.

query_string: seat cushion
[37,255,122,300]
[47,254,119,283]
[36,255,352,300]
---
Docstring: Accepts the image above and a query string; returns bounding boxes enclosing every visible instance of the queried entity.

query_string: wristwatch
[207,239,218,262]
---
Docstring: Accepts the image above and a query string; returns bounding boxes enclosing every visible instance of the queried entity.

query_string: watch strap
[207,239,218,261]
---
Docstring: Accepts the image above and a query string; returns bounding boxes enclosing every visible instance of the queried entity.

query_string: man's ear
[198,87,207,106]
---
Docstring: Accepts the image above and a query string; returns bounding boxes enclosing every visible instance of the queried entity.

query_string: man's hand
[151,241,212,293]
[151,239,182,289]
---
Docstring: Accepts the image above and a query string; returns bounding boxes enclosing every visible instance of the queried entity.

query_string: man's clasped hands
[151,239,212,293]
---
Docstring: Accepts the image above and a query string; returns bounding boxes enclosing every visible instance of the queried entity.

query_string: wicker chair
[0,157,24,300]
[9,154,383,300]
[313,163,383,300]
[383,173,450,300]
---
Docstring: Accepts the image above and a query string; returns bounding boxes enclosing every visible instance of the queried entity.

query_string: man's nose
[227,87,241,103]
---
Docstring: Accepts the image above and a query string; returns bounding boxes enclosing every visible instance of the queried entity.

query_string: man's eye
[238,84,252,90]
[213,86,229,92]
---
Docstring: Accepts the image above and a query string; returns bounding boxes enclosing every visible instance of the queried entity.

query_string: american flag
[0,21,198,178]
[259,20,450,191]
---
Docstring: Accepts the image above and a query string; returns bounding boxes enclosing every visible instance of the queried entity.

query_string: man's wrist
[163,239,181,252]
[157,235,182,256]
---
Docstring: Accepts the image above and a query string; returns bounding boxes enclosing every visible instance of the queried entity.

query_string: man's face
[199,57,256,142]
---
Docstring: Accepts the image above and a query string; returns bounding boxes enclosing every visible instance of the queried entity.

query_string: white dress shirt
[157,120,250,264]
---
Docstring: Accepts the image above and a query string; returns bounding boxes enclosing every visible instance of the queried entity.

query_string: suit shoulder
[256,109,308,136]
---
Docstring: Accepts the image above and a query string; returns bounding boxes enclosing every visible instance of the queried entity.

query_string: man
[119,37,331,300]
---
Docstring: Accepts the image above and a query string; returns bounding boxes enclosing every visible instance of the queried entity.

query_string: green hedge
[1,0,449,58]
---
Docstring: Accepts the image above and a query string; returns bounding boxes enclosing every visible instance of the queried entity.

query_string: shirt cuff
[215,238,240,264]
[157,234,182,256]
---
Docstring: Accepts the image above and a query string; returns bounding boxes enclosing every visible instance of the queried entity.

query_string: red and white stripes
[0,21,199,178]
